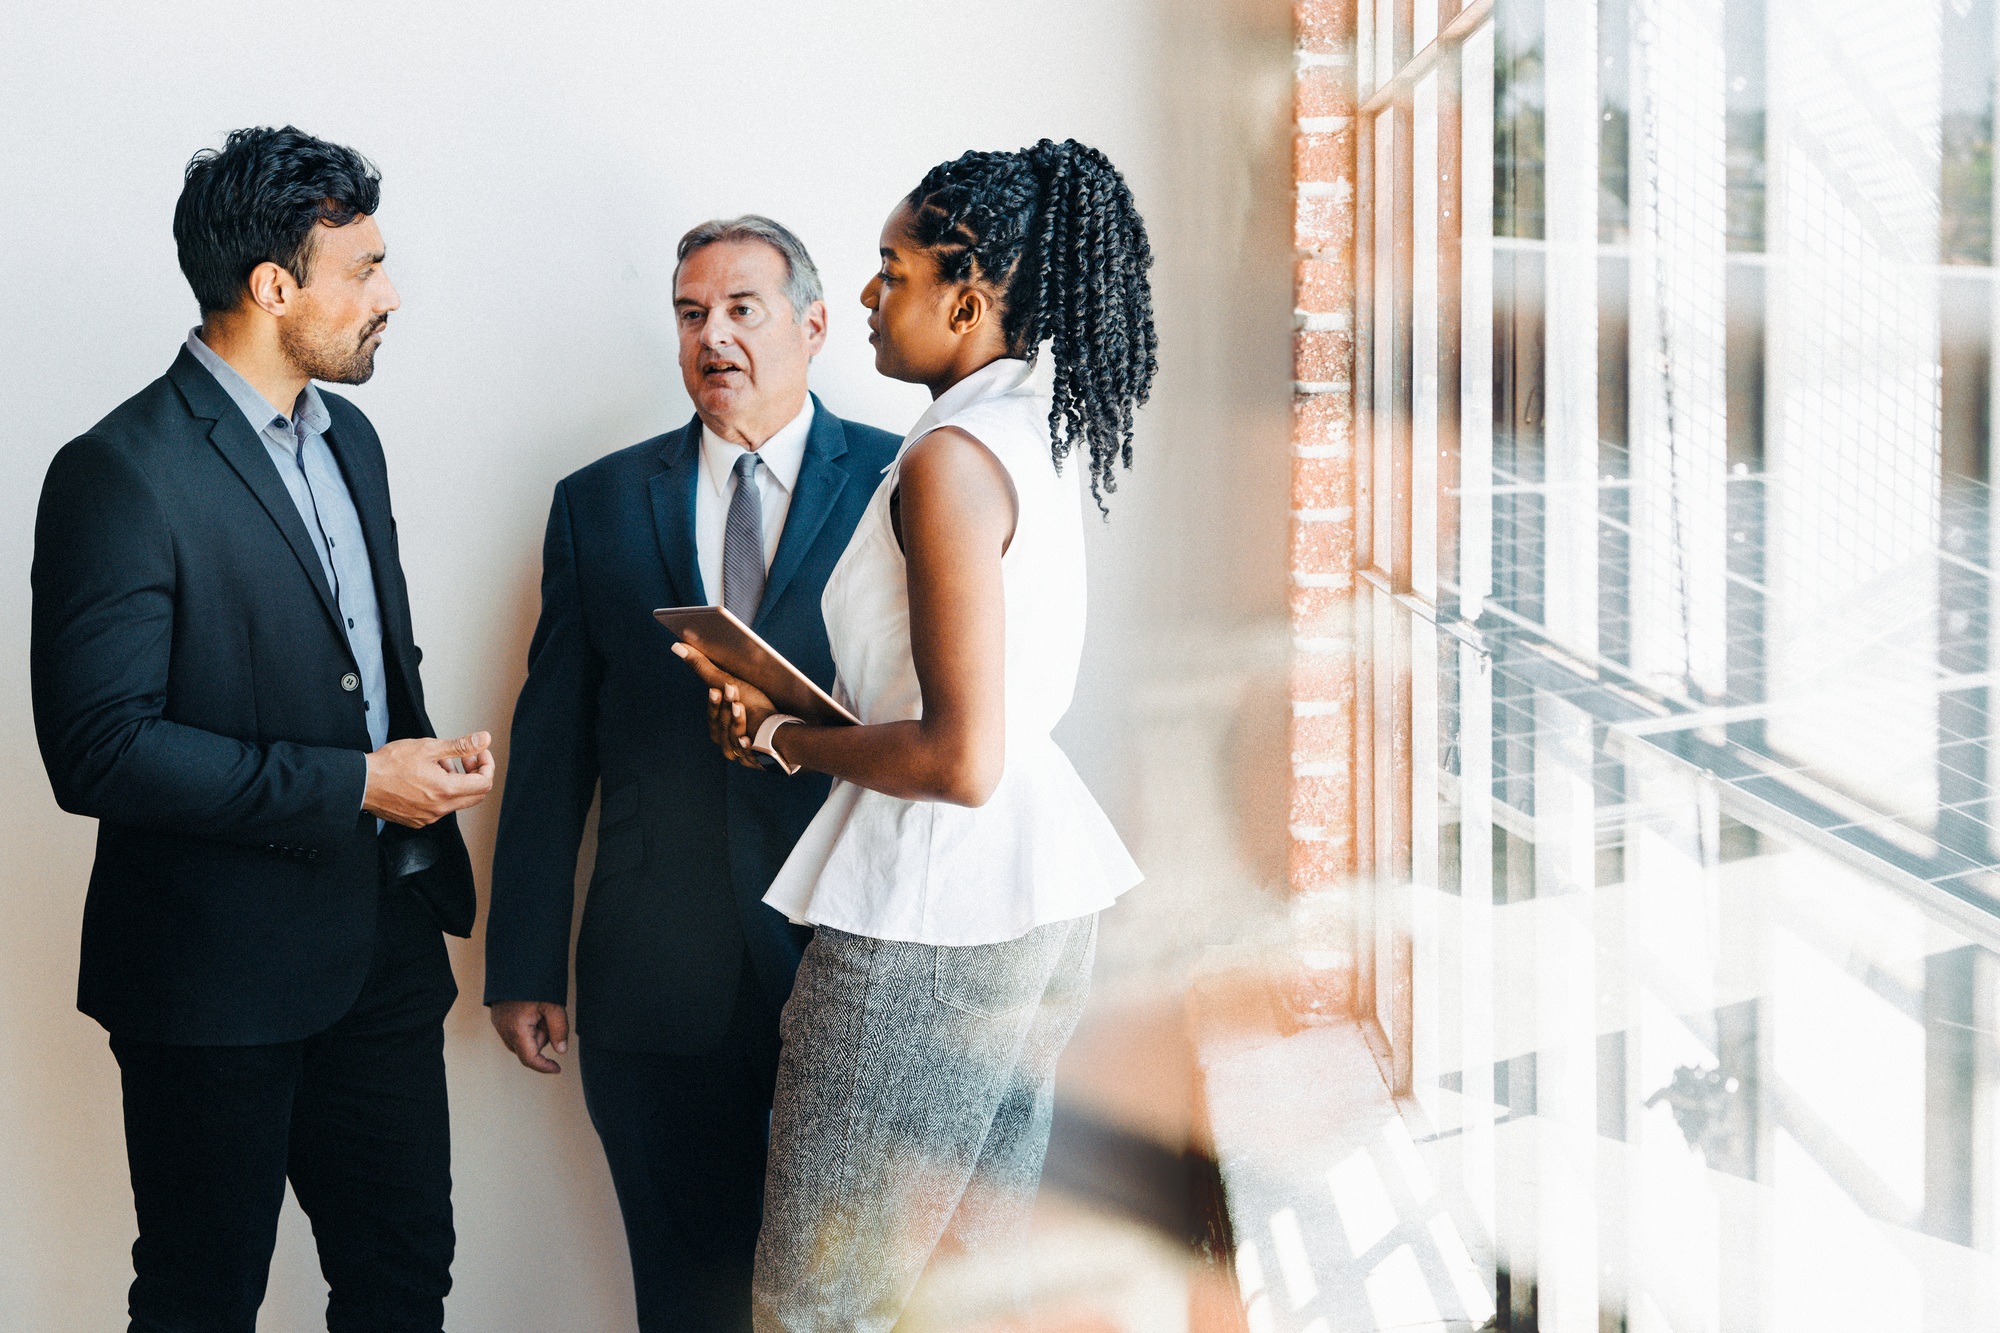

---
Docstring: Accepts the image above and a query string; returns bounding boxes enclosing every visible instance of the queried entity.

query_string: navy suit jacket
[484,398,899,1052]
[30,348,476,1046]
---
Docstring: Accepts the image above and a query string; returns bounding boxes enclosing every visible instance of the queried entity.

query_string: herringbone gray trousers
[751,915,1098,1332]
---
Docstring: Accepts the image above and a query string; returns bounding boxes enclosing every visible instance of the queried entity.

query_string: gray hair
[674,214,824,321]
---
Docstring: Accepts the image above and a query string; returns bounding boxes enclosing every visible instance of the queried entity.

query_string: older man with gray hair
[483,216,900,1332]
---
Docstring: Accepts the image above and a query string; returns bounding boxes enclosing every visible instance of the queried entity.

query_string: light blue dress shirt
[185,331,390,756]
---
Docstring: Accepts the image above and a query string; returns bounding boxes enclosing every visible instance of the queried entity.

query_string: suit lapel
[322,415,419,694]
[168,350,348,644]
[648,418,705,606]
[756,398,849,628]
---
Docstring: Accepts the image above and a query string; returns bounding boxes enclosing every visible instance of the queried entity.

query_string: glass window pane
[1353,1,2000,1323]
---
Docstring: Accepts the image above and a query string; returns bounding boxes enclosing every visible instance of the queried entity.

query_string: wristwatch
[751,713,804,775]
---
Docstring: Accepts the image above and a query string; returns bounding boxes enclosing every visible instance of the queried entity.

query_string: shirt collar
[902,356,1040,448]
[699,396,815,499]
[185,329,331,444]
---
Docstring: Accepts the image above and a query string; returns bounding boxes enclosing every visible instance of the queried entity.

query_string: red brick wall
[1288,0,1358,1015]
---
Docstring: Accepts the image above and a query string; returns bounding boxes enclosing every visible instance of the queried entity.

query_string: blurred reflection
[1642,1064,1746,1165]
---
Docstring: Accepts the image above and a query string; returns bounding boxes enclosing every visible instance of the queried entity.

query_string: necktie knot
[734,451,761,482]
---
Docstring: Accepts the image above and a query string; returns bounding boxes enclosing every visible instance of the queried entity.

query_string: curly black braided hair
[906,138,1158,507]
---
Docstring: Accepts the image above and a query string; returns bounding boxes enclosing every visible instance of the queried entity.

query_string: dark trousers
[581,958,783,1333]
[110,880,459,1333]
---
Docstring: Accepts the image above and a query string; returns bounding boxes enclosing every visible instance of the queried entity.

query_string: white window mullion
[1531,691,1601,1328]
[1412,615,1441,1120]
[1375,110,1400,581]
[1414,71,1442,604]
[1460,22,1496,619]
[1542,0,1601,661]
[1457,640,1496,1251]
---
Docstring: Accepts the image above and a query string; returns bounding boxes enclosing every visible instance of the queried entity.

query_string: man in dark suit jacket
[31,128,493,1333]
[484,216,898,1332]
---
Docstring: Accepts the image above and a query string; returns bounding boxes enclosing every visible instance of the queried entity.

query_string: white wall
[0,2,1294,1328]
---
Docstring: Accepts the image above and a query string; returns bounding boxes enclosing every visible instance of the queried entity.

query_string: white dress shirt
[694,397,815,606]
[762,359,1141,944]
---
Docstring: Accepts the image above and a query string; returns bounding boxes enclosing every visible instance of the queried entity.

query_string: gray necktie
[722,451,766,622]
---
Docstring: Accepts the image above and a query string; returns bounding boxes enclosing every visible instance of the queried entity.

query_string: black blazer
[484,401,899,1053]
[30,347,475,1046]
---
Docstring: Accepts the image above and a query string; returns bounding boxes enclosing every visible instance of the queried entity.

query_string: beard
[279,305,385,386]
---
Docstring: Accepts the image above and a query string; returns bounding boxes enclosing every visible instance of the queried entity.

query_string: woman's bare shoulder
[901,426,1012,497]
[896,426,1019,549]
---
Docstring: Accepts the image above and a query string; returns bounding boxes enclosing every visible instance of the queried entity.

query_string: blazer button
[341,673,360,692]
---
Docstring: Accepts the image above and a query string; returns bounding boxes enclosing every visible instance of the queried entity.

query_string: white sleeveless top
[761,357,1141,945]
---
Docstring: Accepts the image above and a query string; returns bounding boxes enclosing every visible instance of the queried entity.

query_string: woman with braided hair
[674,137,1155,1329]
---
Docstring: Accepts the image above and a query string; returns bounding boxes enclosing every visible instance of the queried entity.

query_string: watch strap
[752,713,804,775]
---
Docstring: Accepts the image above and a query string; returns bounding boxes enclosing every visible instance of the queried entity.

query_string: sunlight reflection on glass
[1326,1150,1400,1258]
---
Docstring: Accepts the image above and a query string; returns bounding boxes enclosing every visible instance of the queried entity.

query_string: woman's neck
[924,344,1012,400]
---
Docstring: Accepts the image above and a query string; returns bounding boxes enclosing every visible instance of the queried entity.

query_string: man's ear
[801,298,830,356]
[244,260,300,318]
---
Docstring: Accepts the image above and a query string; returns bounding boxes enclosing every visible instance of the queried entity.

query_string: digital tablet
[653,605,861,727]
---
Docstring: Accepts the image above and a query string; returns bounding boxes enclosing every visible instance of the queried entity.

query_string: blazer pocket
[594,786,644,877]
[934,935,1052,1021]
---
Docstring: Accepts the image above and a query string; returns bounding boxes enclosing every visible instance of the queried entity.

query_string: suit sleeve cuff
[352,747,372,817]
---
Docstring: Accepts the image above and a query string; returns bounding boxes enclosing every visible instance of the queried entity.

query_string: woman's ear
[947,284,993,338]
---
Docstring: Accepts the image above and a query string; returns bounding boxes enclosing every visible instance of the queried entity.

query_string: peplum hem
[762,736,1140,947]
